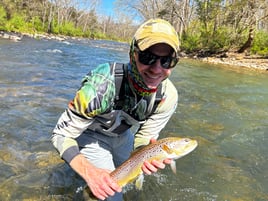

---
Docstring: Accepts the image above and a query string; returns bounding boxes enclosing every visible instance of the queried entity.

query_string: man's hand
[141,138,173,175]
[85,167,121,200]
[70,154,121,200]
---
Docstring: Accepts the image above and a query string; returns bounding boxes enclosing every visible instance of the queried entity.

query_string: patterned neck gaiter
[128,41,157,97]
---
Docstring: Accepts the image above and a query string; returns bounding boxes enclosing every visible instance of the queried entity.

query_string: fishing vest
[85,62,164,137]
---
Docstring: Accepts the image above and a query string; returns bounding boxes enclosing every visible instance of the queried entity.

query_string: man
[52,18,180,201]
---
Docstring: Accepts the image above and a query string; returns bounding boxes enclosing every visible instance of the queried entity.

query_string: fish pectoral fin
[162,144,173,154]
[135,173,144,190]
[170,160,177,174]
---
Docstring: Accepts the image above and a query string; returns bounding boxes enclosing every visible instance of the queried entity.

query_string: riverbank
[0,31,69,42]
[1,31,267,72]
[197,53,268,72]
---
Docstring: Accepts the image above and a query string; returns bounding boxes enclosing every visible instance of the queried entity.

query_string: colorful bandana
[128,41,157,96]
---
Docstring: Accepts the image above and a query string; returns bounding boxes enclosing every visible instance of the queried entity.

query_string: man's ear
[130,52,136,65]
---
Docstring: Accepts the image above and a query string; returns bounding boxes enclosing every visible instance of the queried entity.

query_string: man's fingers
[142,160,159,174]
[88,171,121,200]
[151,159,165,169]
[105,176,122,193]
[92,183,116,200]
[163,158,173,165]
[149,138,157,144]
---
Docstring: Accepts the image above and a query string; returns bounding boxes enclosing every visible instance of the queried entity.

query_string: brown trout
[110,137,198,189]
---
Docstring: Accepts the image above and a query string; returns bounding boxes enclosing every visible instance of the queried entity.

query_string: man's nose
[150,59,162,71]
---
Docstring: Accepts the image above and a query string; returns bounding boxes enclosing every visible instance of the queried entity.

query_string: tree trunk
[237,27,254,53]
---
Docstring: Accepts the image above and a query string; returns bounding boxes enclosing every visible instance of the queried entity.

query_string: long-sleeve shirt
[51,62,178,163]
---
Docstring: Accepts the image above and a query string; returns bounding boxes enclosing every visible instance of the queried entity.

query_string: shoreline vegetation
[1,31,267,72]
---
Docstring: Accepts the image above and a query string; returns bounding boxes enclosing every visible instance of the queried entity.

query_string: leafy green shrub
[91,31,107,40]
[207,27,232,50]
[6,14,42,33]
[181,33,202,53]
[29,16,44,32]
[0,6,7,30]
[199,25,233,52]
[59,22,76,36]
[7,14,27,32]
[251,31,268,56]
[51,23,59,34]
[181,24,233,53]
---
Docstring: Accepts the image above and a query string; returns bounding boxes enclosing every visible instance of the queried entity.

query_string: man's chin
[144,79,162,89]
[146,83,159,89]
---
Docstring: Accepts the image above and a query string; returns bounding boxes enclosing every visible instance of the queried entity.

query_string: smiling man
[52,18,180,201]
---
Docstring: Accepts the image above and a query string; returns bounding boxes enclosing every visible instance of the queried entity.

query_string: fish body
[110,137,198,189]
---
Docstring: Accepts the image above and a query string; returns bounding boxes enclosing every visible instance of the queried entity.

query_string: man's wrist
[69,154,95,181]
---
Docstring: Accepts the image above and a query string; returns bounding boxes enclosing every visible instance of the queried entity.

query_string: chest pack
[111,62,163,117]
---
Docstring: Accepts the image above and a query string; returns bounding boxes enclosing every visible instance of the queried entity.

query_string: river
[0,37,267,201]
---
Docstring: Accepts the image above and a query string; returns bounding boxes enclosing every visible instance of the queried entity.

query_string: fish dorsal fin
[163,144,173,154]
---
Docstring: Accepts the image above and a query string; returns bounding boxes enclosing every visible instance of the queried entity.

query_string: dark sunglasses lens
[137,49,178,69]
[138,51,157,65]
[165,57,179,68]
[160,57,172,69]
[159,57,179,69]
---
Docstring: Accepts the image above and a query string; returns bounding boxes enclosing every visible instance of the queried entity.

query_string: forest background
[0,0,268,57]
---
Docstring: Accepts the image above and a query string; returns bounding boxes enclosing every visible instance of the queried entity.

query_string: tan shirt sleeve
[51,109,93,163]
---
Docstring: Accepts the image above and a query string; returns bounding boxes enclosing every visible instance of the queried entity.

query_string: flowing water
[0,37,267,201]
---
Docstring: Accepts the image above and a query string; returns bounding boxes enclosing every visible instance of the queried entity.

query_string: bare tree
[231,0,268,53]
[114,0,196,41]
[114,0,165,21]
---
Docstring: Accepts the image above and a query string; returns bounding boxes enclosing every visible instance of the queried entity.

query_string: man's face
[134,43,174,89]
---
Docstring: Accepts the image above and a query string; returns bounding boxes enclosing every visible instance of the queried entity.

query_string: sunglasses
[134,47,179,69]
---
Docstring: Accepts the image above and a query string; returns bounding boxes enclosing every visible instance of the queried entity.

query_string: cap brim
[137,35,179,55]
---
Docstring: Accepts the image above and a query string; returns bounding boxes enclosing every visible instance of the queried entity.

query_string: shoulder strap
[111,62,125,101]
[151,83,163,113]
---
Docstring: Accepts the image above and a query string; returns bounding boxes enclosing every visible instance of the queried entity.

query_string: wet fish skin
[110,137,198,189]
